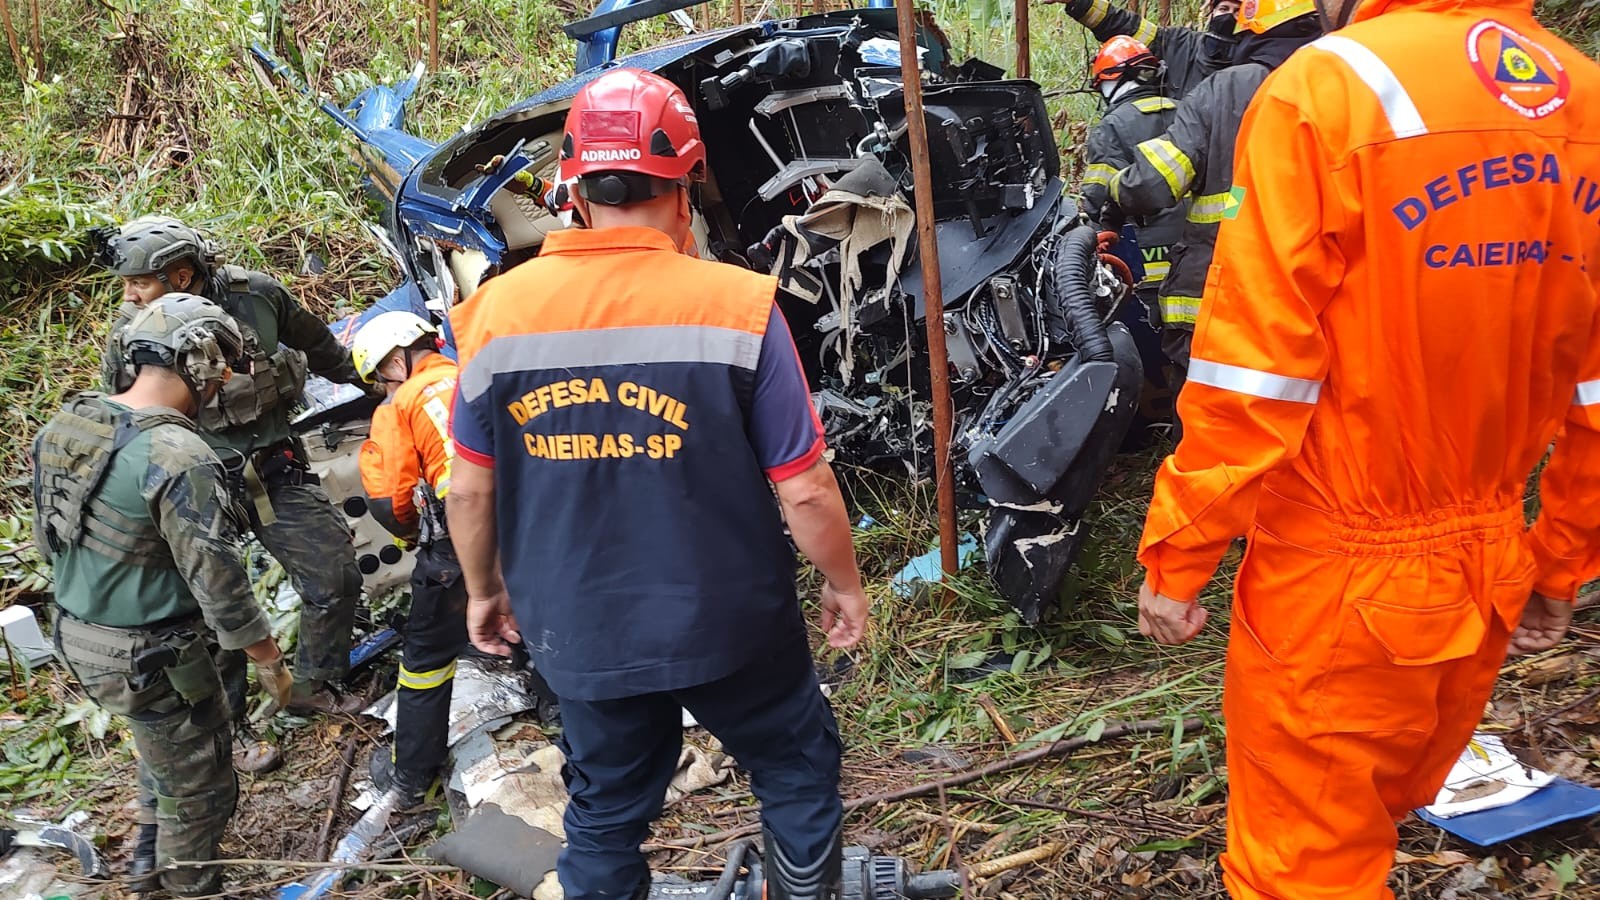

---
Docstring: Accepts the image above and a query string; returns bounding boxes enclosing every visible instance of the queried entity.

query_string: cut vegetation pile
[1,1,1597,897]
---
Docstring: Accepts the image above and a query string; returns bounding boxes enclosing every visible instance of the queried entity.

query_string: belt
[1253,485,1525,558]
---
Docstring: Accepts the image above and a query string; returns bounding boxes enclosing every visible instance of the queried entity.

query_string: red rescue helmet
[559,69,707,188]
[1092,36,1159,86]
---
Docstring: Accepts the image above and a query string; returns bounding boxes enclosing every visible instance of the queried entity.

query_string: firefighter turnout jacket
[1112,66,1266,339]
[1083,87,1187,290]
[1051,0,1226,98]
[450,226,826,702]
[359,352,458,544]
[1138,0,1600,895]
[1111,22,1321,344]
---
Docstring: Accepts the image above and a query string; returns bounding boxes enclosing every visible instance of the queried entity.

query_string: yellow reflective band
[1133,19,1159,46]
[1142,260,1171,284]
[1131,97,1177,114]
[398,660,457,691]
[1084,0,1110,26]
[1083,163,1119,188]
[1160,296,1202,325]
[1186,190,1240,224]
[1136,138,1196,201]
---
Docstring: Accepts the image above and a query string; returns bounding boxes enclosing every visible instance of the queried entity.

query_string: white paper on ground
[1423,733,1554,819]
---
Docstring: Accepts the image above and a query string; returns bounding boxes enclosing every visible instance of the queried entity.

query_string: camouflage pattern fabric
[54,614,236,897]
[253,477,363,683]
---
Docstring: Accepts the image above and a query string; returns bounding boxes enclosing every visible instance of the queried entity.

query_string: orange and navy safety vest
[450,226,825,701]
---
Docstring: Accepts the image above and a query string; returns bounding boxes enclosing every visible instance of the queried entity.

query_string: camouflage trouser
[252,478,363,683]
[54,613,236,896]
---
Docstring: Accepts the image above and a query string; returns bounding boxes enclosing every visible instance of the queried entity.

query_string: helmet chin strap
[1316,0,1360,29]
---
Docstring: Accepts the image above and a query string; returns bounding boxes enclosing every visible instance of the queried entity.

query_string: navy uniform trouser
[555,635,843,899]
[394,540,468,781]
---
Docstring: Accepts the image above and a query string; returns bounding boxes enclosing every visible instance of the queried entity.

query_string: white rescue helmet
[352,311,439,383]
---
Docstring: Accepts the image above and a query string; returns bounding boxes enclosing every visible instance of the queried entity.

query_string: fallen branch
[316,734,361,860]
[844,717,1205,810]
[167,857,457,873]
[1520,684,1600,733]
[965,841,1066,879]
[652,717,1203,849]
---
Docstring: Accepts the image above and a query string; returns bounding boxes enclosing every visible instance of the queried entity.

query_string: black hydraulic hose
[710,839,753,899]
[906,869,963,898]
[1050,225,1114,362]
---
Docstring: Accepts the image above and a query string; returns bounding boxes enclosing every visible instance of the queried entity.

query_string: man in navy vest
[447,69,870,900]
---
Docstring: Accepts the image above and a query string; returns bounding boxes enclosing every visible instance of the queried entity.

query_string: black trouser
[554,636,843,899]
[1161,325,1193,444]
[394,540,467,782]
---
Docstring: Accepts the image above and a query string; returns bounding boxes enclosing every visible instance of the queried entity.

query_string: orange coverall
[360,352,457,536]
[359,351,464,786]
[1136,1,1600,896]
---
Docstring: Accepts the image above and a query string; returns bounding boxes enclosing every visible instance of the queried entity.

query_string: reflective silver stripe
[458,325,763,402]
[1084,0,1110,26]
[1576,379,1600,406]
[1311,35,1429,140]
[1189,359,1322,404]
[1186,191,1237,224]
[1133,18,1158,46]
[1083,163,1119,187]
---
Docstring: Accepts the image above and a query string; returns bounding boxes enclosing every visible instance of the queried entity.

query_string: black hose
[1049,225,1114,362]
[906,869,963,898]
[710,839,753,899]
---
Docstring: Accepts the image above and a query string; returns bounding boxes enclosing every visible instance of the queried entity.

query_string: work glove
[255,655,295,709]
[1097,200,1128,232]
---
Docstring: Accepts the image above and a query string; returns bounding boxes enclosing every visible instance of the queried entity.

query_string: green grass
[2,1,1599,895]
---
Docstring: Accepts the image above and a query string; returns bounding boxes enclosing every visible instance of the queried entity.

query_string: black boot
[762,826,842,900]
[127,823,159,894]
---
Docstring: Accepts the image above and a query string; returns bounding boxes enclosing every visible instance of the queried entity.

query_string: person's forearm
[446,462,503,596]
[777,462,862,591]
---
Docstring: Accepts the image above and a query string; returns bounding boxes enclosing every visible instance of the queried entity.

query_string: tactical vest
[197,265,308,431]
[32,394,192,568]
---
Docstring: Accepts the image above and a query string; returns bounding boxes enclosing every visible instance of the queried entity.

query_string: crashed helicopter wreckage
[258,0,1150,624]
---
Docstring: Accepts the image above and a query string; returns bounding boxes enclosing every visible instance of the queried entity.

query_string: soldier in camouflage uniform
[94,217,374,715]
[32,294,296,895]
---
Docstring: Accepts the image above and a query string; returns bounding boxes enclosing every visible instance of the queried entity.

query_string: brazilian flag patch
[1221,185,1247,220]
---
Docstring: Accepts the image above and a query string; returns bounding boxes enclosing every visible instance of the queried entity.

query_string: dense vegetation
[0,2,1596,896]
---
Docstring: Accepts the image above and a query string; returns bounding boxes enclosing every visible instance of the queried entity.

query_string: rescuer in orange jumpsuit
[1134,0,1600,895]
[353,311,468,805]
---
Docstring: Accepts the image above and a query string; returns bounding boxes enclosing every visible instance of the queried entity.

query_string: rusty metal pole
[1014,0,1030,79]
[733,0,745,25]
[428,0,439,70]
[895,0,959,582]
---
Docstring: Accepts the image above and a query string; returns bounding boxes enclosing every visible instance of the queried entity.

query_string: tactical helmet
[559,69,706,207]
[351,311,439,383]
[119,292,244,391]
[94,216,217,279]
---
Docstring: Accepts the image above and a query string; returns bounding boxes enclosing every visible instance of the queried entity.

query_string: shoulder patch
[1467,20,1570,120]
